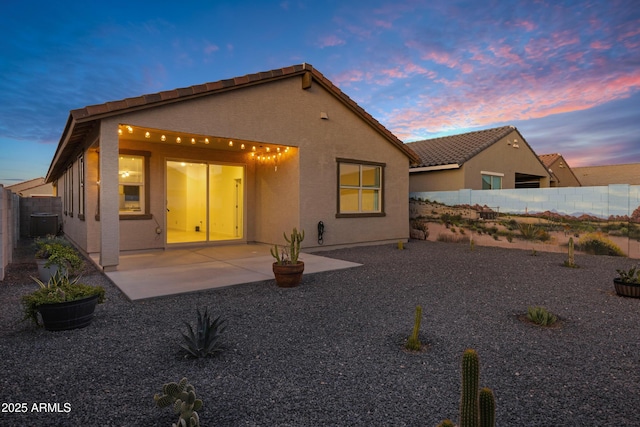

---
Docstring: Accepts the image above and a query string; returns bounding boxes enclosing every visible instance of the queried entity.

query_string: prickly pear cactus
[154,377,203,427]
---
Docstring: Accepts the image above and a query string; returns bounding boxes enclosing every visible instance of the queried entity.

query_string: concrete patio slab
[95,244,361,300]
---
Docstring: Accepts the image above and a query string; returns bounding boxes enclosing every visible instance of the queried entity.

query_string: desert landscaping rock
[1,240,639,426]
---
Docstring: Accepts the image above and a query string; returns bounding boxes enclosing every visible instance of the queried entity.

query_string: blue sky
[1,0,639,185]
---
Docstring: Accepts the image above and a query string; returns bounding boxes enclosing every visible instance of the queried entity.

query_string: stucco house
[573,163,640,186]
[5,177,54,196]
[45,64,420,271]
[538,153,581,187]
[407,126,551,192]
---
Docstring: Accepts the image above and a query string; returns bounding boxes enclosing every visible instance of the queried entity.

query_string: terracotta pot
[37,294,100,331]
[272,261,304,288]
[613,278,640,298]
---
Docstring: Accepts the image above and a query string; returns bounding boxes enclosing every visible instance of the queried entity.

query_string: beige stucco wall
[409,168,464,192]
[66,74,411,259]
[548,158,581,187]
[294,84,411,249]
[463,132,549,189]
[409,131,550,192]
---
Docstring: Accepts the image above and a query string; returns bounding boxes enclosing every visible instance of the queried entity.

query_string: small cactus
[564,237,577,268]
[271,228,305,264]
[440,349,496,427]
[460,349,480,427]
[405,305,422,351]
[284,228,305,263]
[154,378,203,427]
[479,387,496,427]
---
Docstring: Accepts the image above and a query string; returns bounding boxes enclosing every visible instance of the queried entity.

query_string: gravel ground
[1,239,639,426]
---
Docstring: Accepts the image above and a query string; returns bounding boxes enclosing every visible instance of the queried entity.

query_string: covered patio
[92,244,361,300]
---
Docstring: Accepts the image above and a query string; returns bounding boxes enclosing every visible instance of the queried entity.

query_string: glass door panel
[166,161,207,243]
[209,165,244,241]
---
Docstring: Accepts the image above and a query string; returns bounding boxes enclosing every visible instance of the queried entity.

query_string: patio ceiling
[117,124,293,157]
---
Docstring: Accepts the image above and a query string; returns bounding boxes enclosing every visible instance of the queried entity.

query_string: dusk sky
[1,0,639,186]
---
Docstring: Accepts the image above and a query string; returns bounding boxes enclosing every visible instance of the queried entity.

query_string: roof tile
[407,126,515,167]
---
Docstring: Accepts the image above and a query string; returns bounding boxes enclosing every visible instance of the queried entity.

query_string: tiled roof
[573,163,640,186]
[538,153,561,168]
[48,64,419,181]
[406,126,517,168]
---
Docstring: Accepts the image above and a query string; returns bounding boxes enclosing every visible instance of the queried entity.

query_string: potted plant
[614,265,640,298]
[270,228,305,288]
[34,235,84,281]
[22,271,105,331]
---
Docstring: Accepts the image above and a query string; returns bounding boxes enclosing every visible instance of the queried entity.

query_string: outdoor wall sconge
[320,112,329,120]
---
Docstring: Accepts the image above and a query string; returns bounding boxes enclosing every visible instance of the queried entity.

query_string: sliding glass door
[166,161,244,244]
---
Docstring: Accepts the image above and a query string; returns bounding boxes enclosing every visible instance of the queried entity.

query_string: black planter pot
[37,294,100,331]
[613,278,640,298]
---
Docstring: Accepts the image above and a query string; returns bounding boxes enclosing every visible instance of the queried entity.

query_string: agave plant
[526,306,557,326]
[180,308,227,358]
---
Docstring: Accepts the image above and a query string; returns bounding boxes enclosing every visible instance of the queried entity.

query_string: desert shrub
[577,233,625,256]
[518,223,550,241]
[437,233,471,244]
[411,219,429,240]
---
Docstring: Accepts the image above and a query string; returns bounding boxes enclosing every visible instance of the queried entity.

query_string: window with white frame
[481,172,503,190]
[337,159,384,216]
[119,154,145,214]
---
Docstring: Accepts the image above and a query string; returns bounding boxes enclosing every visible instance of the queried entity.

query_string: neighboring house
[45,63,420,271]
[538,153,581,187]
[5,177,54,196]
[407,126,551,192]
[573,163,640,186]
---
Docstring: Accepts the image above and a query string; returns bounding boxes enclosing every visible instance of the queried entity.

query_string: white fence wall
[411,185,640,219]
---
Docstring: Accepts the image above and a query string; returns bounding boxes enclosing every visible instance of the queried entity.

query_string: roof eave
[410,163,461,172]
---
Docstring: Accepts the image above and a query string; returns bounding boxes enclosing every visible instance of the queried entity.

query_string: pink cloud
[374,61,437,85]
[512,19,537,32]
[590,40,611,50]
[488,44,525,66]
[332,69,366,85]
[374,19,392,29]
[386,69,640,141]
[203,43,219,55]
[318,34,346,48]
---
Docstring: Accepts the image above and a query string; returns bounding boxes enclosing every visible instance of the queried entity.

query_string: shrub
[577,233,625,256]
[34,236,84,274]
[411,219,429,240]
[22,273,105,326]
[518,223,551,242]
[437,233,471,244]
[526,306,557,326]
